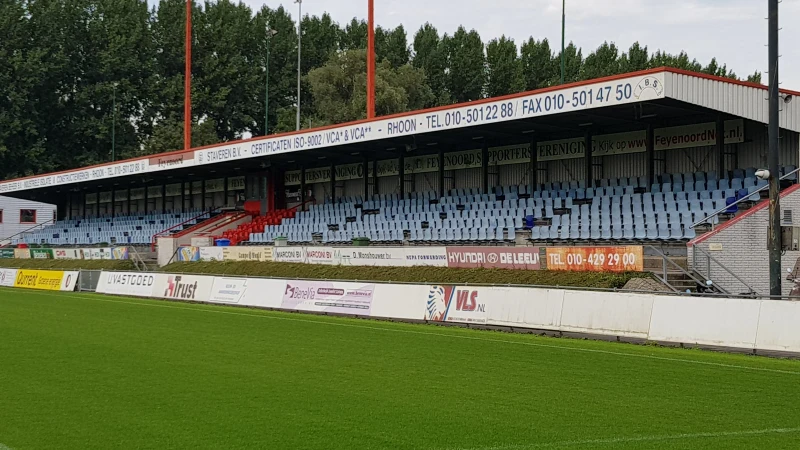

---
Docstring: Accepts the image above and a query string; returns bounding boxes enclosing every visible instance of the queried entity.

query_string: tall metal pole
[560,0,565,85]
[295,0,302,131]
[184,0,192,150]
[768,0,781,296]
[366,0,376,118]
[112,83,116,162]
[265,25,277,136]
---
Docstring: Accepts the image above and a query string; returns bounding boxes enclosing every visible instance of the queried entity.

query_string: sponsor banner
[0,269,17,287]
[446,247,542,270]
[61,271,79,291]
[154,274,214,302]
[282,280,376,315]
[30,248,54,259]
[537,119,744,161]
[54,249,81,260]
[222,246,273,262]
[272,247,448,267]
[545,246,644,272]
[14,269,65,291]
[228,176,245,191]
[200,247,224,261]
[149,152,194,171]
[97,271,160,297]
[112,247,130,260]
[81,248,114,260]
[0,248,16,259]
[205,178,225,193]
[425,285,488,324]
[178,246,201,262]
[14,249,31,259]
[209,277,248,304]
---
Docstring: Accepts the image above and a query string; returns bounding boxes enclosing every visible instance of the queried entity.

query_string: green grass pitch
[1,288,799,449]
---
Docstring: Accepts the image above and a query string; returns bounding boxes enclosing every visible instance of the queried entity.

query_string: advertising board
[178,246,200,262]
[0,269,17,287]
[112,247,130,260]
[82,248,114,260]
[14,249,30,259]
[153,274,214,302]
[97,271,160,297]
[222,246,273,262]
[200,247,224,261]
[424,285,488,325]
[209,277,248,304]
[545,246,643,272]
[445,247,541,270]
[13,269,72,291]
[272,247,447,267]
[282,281,375,315]
[30,248,54,259]
[0,249,15,259]
[54,249,81,260]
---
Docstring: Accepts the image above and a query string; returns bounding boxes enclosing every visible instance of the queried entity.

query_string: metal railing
[0,218,57,246]
[691,167,800,229]
[691,245,756,295]
[645,244,725,294]
[150,207,222,251]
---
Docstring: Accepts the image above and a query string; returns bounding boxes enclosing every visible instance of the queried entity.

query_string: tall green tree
[519,38,556,90]
[412,23,449,106]
[583,41,621,80]
[444,26,486,103]
[339,18,367,51]
[618,42,649,73]
[550,42,583,84]
[376,25,410,68]
[485,36,524,97]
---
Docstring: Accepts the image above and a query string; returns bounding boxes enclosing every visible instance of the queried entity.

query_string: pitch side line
[439,427,800,450]
[8,289,800,376]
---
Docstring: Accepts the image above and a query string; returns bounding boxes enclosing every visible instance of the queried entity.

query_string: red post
[184,0,193,150]
[366,0,375,119]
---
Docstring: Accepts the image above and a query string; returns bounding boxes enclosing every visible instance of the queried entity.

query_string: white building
[0,195,56,245]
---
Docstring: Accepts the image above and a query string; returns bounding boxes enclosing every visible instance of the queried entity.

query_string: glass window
[20,209,36,224]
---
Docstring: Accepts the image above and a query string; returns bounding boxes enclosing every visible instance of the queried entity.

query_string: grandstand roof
[2,67,799,197]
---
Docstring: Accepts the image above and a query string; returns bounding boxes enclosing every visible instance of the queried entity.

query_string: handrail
[0,218,57,245]
[691,167,800,229]
[150,207,222,250]
[645,244,726,294]
[691,245,756,294]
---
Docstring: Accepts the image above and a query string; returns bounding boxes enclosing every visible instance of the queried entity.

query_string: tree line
[0,0,762,180]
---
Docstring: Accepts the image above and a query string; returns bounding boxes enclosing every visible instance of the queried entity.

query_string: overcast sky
[235,0,800,91]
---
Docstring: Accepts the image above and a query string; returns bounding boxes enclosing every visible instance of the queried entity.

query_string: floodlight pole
[184,0,192,150]
[112,83,117,162]
[767,0,781,296]
[295,0,302,131]
[265,24,277,135]
[560,0,565,85]
[367,0,376,118]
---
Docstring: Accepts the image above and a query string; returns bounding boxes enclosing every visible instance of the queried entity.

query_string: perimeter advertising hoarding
[12,270,78,291]
[178,246,201,262]
[0,269,17,287]
[54,249,81,260]
[30,248,54,259]
[445,247,542,270]
[0,249,15,259]
[200,247,224,261]
[545,246,644,272]
[153,274,214,302]
[424,285,489,325]
[209,277,248,304]
[97,272,160,297]
[222,246,273,262]
[282,280,376,315]
[271,247,448,267]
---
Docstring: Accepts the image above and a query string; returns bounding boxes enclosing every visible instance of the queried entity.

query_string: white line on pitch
[10,289,800,377]
[437,427,800,450]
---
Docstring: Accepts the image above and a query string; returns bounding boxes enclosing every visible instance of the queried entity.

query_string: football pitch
[1,288,799,449]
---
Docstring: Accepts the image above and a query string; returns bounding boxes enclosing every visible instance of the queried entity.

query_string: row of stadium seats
[15,210,205,245]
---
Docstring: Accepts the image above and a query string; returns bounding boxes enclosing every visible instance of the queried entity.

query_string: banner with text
[545,246,644,272]
[446,247,542,270]
[424,285,489,325]
[282,280,376,315]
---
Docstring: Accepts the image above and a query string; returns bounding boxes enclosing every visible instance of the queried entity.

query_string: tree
[550,42,583,85]
[307,49,433,124]
[444,26,486,103]
[583,41,621,80]
[485,36,524,97]
[519,38,556,90]
[376,25,410,68]
[412,23,449,106]
[746,71,763,84]
[619,42,649,73]
[339,17,367,51]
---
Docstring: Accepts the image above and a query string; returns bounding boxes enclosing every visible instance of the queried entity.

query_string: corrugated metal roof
[664,70,800,132]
